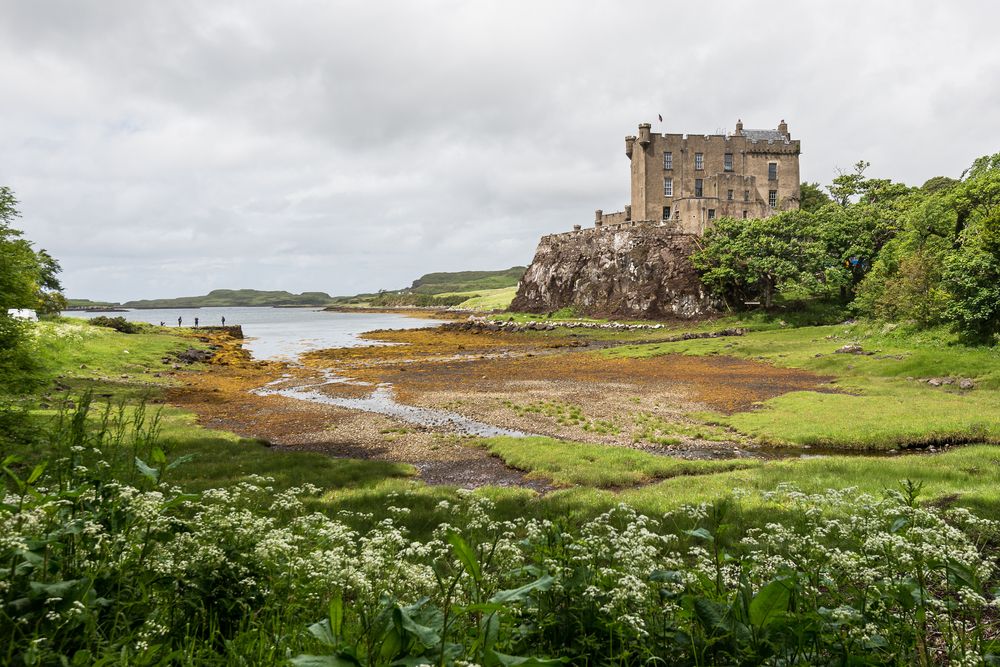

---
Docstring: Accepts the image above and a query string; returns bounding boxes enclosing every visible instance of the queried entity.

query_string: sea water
[62,306,447,361]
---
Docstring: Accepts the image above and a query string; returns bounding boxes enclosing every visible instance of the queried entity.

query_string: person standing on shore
[221,315,226,326]
[194,317,199,328]
[177,316,182,327]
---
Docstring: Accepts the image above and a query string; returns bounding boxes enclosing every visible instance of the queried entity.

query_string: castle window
[724,153,733,171]
[744,189,750,202]
[769,190,778,208]
[695,179,703,197]
[727,189,734,201]
[768,162,778,180]
[663,177,673,197]
[695,153,704,170]
[708,209,716,221]
[663,152,672,170]
[662,206,671,220]
[743,210,748,219]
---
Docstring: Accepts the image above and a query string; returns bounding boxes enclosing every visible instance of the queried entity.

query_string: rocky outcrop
[510,225,716,319]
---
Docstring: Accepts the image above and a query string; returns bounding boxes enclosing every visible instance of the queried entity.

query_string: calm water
[62,307,447,360]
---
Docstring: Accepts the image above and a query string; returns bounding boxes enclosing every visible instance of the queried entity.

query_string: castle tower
[625,119,801,234]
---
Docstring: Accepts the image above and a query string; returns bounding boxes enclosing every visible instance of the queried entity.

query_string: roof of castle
[742,129,789,142]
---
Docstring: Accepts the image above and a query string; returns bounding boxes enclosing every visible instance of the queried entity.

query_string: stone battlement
[545,218,687,241]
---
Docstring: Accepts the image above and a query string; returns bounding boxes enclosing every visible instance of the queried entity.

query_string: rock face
[510,225,716,319]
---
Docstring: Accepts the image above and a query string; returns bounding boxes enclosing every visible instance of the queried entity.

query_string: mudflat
[169,325,835,487]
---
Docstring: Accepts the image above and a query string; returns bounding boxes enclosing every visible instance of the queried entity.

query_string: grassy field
[443,286,518,310]
[603,321,1000,449]
[10,317,1000,526]
[8,317,1000,664]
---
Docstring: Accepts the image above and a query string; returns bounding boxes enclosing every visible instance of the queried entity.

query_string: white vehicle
[6,309,38,322]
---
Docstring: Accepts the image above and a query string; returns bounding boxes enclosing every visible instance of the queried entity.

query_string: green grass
[15,318,1000,532]
[615,444,1000,516]
[32,319,194,391]
[500,399,620,434]
[477,436,756,488]
[604,321,1000,449]
[449,286,518,311]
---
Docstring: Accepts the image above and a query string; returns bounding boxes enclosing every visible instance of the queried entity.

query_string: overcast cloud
[2,0,998,301]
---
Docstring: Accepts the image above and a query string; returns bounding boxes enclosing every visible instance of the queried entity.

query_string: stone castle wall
[510,222,716,320]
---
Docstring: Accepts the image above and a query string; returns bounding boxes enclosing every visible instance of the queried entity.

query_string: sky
[2,1,999,302]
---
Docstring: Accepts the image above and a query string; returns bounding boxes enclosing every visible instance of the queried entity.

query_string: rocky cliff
[510,225,716,320]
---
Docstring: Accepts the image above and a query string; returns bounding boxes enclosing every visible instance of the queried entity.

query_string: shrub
[87,315,143,334]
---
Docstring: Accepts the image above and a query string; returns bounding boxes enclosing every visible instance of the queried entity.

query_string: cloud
[1,0,998,300]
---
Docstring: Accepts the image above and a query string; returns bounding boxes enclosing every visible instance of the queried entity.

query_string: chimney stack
[778,119,788,137]
[735,119,744,135]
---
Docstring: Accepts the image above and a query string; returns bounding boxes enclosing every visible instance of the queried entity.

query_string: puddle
[254,370,529,438]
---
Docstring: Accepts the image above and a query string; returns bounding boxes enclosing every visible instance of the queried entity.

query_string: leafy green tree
[943,233,1000,344]
[0,187,66,391]
[798,182,831,213]
[0,187,65,313]
[941,156,1000,342]
[852,196,954,324]
[827,160,870,206]
[692,211,827,309]
[921,175,959,195]
[951,152,1000,239]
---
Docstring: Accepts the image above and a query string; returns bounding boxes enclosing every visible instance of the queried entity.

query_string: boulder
[959,378,975,390]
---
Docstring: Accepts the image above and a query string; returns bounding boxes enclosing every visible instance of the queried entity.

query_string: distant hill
[330,266,525,308]
[408,267,526,294]
[66,298,122,309]
[122,289,335,309]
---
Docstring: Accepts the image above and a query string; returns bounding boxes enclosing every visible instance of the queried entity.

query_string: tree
[798,182,831,213]
[827,160,870,206]
[943,235,1000,344]
[692,211,828,309]
[0,187,66,392]
[951,152,1000,239]
[0,187,65,313]
[921,176,959,195]
[941,155,1000,342]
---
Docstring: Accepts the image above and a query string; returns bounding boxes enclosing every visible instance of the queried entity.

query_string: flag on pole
[658,114,663,122]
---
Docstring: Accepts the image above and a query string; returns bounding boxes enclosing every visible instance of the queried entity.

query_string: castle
[596,119,801,234]
[510,120,802,319]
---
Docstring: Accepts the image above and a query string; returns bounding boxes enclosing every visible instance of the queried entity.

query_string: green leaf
[684,527,714,543]
[151,447,167,465]
[27,462,46,485]
[489,574,554,604]
[134,457,159,482]
[290,655,360,667]
[690,596,727,632]
[749,578,793,628]
[329,593,344,639]
[165,453,196,471]
[946,559,981,592]
[890,516,909,533]
[393,604,440,649]
[448,532,482,584]
[307,620,337,647]
[486,650,567,666]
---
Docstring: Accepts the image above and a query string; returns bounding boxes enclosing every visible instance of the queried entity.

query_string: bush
[87,315,143,334]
